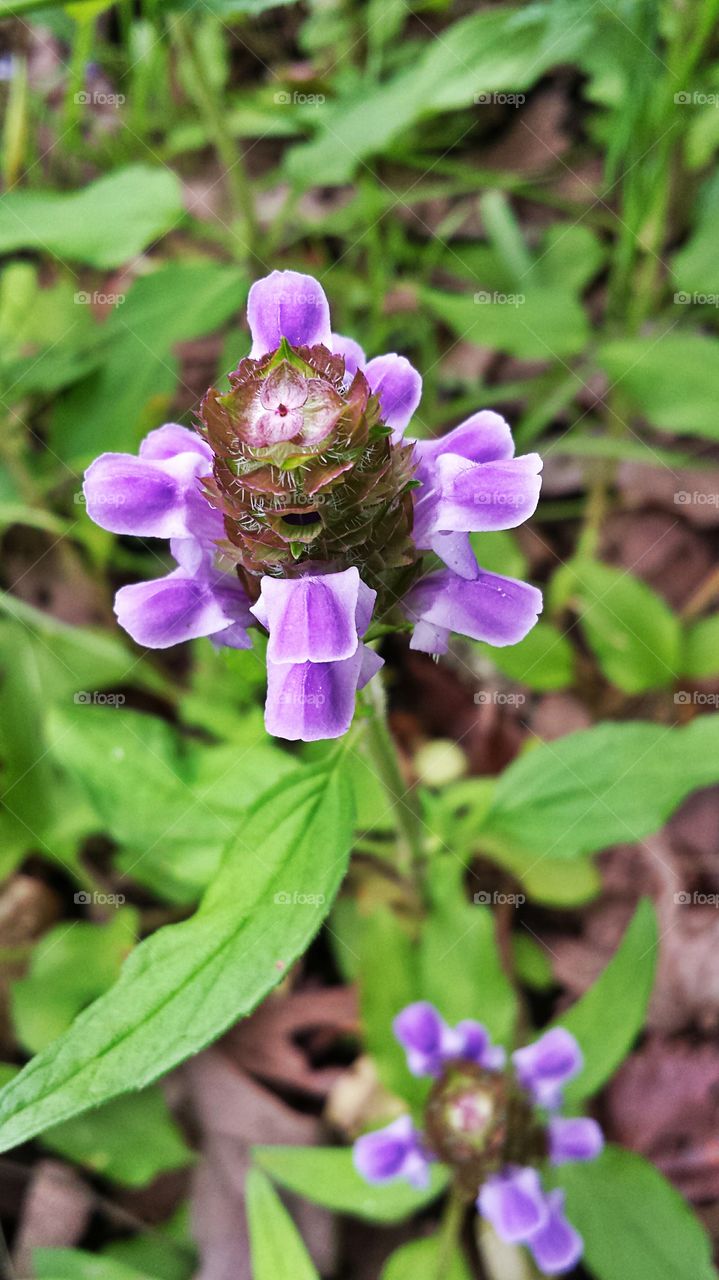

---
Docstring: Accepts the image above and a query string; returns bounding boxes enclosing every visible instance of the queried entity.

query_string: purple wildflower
[353,1115,432,1190]
[353,1001,602,1277]
[83,270,543,741]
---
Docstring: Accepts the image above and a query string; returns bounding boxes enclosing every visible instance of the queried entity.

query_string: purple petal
[264,645,368,741]
[353,1116,430,1189]
[527,1190,583,1276]
[248,270,331,357]
[139,423,212,462]
[478,1167,548,1244]
[114,570,235,649]
[393,1001,453,1077]
[454,1020,506,1070]
[250,568,368,664]
[405,569,542,652]
[412,411,515,469]
[83,452,208,539]
[548,1117,604,1165]
[513,1028,583,1109]
[331,332,366,379]
[357,644,384,690]
[364,354,422,437]
[422,453,542,536]
[428,530,478,580]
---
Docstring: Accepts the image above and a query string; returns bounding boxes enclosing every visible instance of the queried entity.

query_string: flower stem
[361,676,425,886]
[435,1186,466,1279]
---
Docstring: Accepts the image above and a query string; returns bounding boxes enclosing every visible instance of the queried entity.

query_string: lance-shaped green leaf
[0,761,354,1152]
[554,899,657,1104]
[254,1146,448,1223]
[478,717,719,862]
[246,1168,319,1280]
[559,1146,717,1280]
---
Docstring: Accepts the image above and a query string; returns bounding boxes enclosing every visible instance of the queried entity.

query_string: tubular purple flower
[548,1116,604,1165]
[82,269,544,741]
[353,1116,431,1190]
[513,1028,583,1110]
[478,1165,548,1243]
[525,1189,583,1276]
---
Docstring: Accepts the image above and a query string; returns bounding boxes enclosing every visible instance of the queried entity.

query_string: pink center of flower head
[240,358,344,448]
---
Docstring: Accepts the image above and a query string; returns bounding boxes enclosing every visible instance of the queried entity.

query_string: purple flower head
[354,1002,600,1277]
[512,1027,583,1111]
[83,271,543,741]
[353,1115,432,1190]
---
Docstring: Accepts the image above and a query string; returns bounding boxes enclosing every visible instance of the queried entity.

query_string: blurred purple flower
[83,271,543,741]
[354,1000,601,1277]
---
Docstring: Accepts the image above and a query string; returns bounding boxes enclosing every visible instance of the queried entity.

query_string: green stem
[436,1186,466,1279]
[172,16,257,261]
[361,676,425,885]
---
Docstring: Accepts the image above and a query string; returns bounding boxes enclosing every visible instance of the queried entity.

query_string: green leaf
[672,170,719,292]
[421,284,589,361]
[50,264,245,463]
[572,561,681,692]
[0,761,354,1152]
[480,718,719,862]
[597,332,719,440]
[474,621,575,692]
[286,7,591,185]
[47,705,294,903]
[0,166,182,268]
[44,1087,193,1187]
[246,1168,319,1280]
[254,1146,448,1223]
[34,1250,155,1280]
[683,614,719,678]
[12,910,138,1053]
[512,934,554,991]
[380,1234,471,1280]
[554,899,657,1104]
[559,1146,717,1280]
[421,860,517,1046]
[358,908,421,1102]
